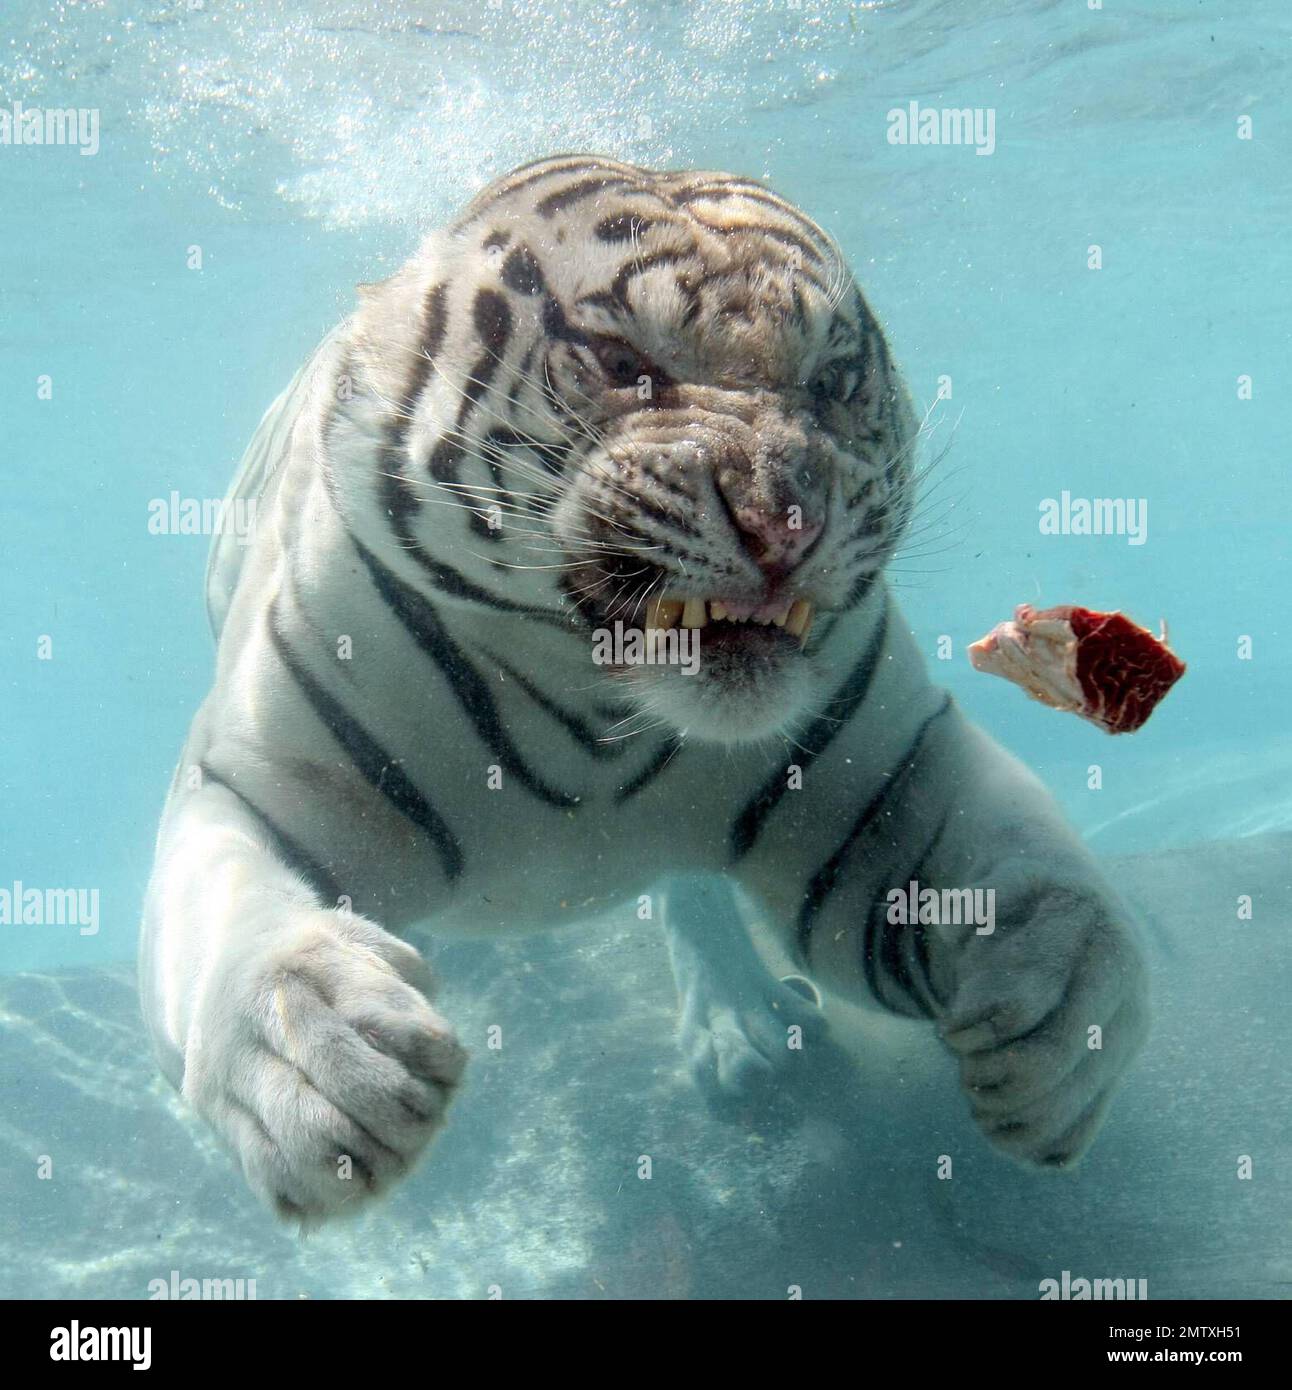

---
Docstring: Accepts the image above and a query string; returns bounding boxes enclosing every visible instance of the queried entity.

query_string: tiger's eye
[594,340,647,385]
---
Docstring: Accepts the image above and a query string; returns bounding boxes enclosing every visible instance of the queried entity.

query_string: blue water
[1,0,1289,1299]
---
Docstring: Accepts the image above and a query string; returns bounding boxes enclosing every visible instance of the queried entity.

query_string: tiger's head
[349,155,919,746]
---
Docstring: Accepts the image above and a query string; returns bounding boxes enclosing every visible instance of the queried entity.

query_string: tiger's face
[358,156,918,746]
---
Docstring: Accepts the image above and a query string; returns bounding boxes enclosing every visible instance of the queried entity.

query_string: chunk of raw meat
[968,604,1186,734]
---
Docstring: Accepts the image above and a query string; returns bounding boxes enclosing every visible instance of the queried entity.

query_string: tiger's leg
[656,873,833,1110]
[139,770,466,1221]
[795,699,1149,1168]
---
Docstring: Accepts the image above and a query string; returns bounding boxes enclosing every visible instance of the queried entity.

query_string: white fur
[140,161,1150,1221]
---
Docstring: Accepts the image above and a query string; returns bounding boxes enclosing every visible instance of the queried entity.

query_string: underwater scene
[1,0,1289,1308]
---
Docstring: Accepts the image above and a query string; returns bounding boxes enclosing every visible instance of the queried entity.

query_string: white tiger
[139,155,1149,1221]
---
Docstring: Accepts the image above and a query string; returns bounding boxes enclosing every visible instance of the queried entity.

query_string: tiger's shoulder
[205,322,354,638]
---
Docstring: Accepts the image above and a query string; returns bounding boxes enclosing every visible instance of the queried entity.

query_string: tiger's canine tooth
[646,597,684,630]
[785,598,812,638]
[682,597,708,629]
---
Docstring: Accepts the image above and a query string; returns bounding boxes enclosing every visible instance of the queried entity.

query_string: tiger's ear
[351,262,430,402]
[353,265,417,319]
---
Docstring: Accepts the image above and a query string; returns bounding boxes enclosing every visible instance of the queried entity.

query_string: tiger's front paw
[940,888,1149,1168]
[184,909,466,1222]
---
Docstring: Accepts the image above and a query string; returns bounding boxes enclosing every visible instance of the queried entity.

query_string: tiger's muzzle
[555,396,840,743]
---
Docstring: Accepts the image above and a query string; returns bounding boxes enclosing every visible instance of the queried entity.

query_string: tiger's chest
[420,776,728,934]
[211,487,932,941]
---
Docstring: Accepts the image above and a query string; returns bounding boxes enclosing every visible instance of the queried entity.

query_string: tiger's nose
[729,503,824,572]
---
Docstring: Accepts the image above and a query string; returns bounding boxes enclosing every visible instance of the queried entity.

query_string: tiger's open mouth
[645,595,815,646]
[592,589,822,745]
[570,565,826,744]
